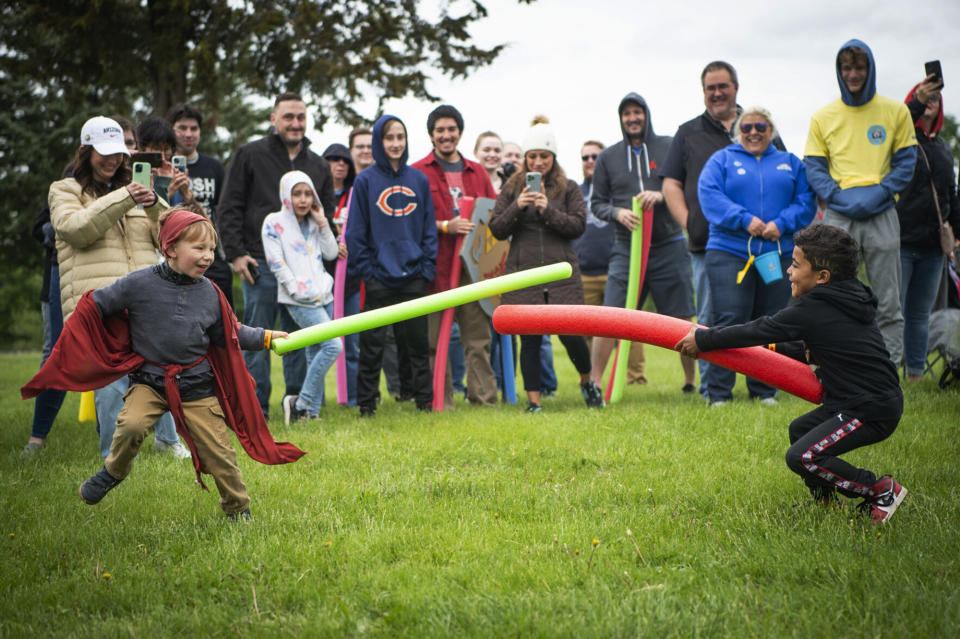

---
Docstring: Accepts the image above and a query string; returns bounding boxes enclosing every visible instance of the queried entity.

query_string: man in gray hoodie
[590,93,697,392]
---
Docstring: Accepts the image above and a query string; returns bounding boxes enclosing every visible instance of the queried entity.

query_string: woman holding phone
[897,74,960,381]
[488,116,603,413]
[47,116,189,460]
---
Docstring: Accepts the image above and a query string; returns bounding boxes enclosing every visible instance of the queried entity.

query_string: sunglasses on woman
[739,122,768,134]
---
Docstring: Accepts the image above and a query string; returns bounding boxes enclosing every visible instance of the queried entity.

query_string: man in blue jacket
[345,115,438,416]
[804,39,917,367]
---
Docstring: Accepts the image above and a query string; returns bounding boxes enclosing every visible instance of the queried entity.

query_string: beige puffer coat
[49,178,167,319]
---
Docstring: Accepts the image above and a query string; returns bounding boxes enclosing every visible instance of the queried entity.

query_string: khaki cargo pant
[104,384,250,515]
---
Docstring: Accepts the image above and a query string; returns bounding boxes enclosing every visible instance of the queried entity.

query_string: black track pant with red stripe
[785,404,900,499]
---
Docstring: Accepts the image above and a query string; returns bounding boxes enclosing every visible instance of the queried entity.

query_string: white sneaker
[709,400,728,408]
[155,438,192,460]
[758,397,779,406]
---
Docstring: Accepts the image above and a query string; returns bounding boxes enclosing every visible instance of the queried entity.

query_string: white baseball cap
[80,116,130,156]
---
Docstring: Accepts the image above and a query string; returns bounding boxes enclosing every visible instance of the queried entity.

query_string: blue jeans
[343,290,361,405]
[449,321,467,394]
[286,303,343,416]
[900,246,944,376]
[705,249,792,402]
[32,265,66,440]
[540,335,557,392]
[95,377,177,459]
[241,259,306,418]
[690,251,713,397]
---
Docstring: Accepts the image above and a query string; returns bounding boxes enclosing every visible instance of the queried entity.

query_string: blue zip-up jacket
[804,39,916,220]
[698,143,815,260]
[344,115,437,287]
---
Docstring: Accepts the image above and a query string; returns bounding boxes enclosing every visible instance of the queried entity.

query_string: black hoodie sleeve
[695,301,808,352]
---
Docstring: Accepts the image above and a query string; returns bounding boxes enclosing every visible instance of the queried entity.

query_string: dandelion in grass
[588,538,600,569]
[494,512,500,519]
[103,573,111,580]
[325,541,333,547]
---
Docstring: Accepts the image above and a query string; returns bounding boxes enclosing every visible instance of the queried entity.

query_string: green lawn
[2,344,958,638]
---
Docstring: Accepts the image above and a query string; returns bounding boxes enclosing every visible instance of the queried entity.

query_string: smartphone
[131,151,163,168]
[247,263,261,283]
[525,171,542,193]
[132,162,151,188]
[924,60,944,87]
[172,155,187,172]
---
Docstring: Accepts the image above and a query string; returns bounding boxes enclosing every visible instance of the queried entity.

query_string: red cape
[22,288,306,486]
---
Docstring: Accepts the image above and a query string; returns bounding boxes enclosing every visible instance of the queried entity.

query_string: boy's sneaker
[540,389,557,399]
[359,405,376,418]
[580,381,604,408]
[525,402,542,414]
[79,467,123,505]
[21,441,43,458]
[282,395,312,425]
[226,508,252,522]
[758,397,779,406]
[154,439,192,459]
[681,383,696,394]
[282,395,300,425]
[858,475,907,524]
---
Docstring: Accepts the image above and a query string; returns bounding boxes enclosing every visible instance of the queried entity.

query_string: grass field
[2,343,958,638]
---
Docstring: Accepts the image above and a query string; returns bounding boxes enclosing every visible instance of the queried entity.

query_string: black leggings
[784,403,900,498]
[519,334,590,392]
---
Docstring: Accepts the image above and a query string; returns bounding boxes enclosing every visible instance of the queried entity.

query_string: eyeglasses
[739,122,768,134]
[581,154,598,162]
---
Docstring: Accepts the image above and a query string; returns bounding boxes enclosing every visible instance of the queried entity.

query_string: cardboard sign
[460,197,509,318]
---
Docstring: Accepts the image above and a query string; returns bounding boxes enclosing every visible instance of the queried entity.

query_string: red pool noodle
[432,197,475,411]
[493,305,823,404]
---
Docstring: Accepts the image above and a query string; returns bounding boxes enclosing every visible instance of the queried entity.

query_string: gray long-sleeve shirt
[93,263,265,398]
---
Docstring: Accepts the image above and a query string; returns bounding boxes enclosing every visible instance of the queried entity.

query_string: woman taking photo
[49,116,187,459]
[488,117,603,413]
[898,76,960,381]
[697,106,816,406]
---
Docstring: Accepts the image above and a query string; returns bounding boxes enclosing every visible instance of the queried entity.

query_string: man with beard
[590,93,696,394]
[219,92,336,419]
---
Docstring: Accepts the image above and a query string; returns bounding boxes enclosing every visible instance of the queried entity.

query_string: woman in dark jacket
[897,79,960,381]
[489,118,603,412]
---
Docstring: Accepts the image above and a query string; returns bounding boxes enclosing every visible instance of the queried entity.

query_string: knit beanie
[522,115,557,155]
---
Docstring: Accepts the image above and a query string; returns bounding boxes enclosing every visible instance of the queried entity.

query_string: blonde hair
[733,106,776,144]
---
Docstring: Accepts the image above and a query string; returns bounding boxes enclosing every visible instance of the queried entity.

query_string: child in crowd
[344,114,438,416]
[262,171,343,424]
[24,208,304,520]
[675,224,906,523]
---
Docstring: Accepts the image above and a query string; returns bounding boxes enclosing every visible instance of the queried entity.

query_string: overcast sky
[312,0,960,182]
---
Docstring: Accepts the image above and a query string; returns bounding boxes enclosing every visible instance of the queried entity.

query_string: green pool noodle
[609,197,643,403]
[272,262,573,354]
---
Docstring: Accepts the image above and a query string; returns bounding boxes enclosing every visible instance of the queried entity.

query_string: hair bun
[530,114,550,127]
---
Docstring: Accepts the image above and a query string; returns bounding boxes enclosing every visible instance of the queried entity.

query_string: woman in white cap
[47,116,189,460]
[489,116,604,413]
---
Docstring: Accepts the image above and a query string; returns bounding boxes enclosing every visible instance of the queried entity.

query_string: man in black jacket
[219,92,337,418]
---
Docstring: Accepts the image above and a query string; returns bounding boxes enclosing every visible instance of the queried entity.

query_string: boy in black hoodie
[675,224,906,523]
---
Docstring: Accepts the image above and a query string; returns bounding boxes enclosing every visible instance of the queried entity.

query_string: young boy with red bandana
[24,208,304,520]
